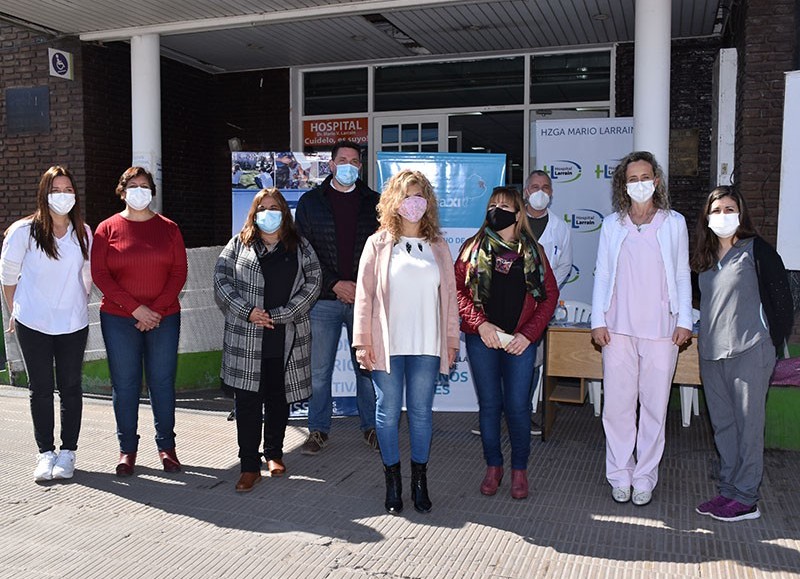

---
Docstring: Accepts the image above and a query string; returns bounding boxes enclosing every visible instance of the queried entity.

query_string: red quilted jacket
[454,252,559,343]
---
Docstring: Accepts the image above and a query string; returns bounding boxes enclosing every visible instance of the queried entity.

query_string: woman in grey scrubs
[691,186,793,522]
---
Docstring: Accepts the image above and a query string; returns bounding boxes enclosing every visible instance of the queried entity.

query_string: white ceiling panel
[0,0,724,72]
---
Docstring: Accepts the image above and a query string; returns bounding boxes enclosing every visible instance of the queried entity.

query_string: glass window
[448,111,524,187]
[531,52,611,104]
[304,68,367,115]
[375,57,524,111]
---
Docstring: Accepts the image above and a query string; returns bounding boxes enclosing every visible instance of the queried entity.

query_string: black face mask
[486,207,517,232]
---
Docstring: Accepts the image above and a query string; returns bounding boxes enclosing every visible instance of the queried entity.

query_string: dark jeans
[234,356,289,473]
[16,322,89,453]
[465,333,536,470]
[100,312,180,454]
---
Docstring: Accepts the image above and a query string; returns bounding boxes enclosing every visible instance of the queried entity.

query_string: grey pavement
[1,384,799,578]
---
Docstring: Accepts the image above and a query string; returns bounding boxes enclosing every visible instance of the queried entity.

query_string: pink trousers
[601,333,678,492]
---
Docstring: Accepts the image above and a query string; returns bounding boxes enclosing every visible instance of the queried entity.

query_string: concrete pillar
[130,34,163,213]
[633,0,671,180]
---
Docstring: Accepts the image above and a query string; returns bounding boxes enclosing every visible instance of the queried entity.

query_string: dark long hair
[7,166,90,260]
[691,186,758,272]
[459,187,538,261]
[239,188,300,252]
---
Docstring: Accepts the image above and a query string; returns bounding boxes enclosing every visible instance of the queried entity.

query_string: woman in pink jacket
[354,169,459,516]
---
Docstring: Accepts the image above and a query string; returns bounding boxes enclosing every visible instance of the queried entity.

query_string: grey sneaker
[300,431,328,455]
[363,428,380,452]
[34,451,57,482]
[530,417,542,436]
[52,450,76,479]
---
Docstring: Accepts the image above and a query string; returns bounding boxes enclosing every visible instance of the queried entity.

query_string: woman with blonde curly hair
[354,169,459,515]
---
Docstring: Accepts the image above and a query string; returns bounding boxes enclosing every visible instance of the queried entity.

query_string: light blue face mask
[334,163,359,187]
[255,209,282,234]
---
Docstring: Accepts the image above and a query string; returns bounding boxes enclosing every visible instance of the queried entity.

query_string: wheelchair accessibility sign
[48,48,73,80]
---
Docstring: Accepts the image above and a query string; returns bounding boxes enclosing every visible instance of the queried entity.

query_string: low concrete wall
[2,246,226,392]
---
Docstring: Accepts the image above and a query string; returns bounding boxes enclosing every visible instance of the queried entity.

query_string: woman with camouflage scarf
[455,187,558,500]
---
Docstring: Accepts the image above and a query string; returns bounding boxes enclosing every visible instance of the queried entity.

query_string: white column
[633,0,671,181]
[130,34,163,213]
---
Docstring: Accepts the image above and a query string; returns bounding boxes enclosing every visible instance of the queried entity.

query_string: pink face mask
[398,195,428,223]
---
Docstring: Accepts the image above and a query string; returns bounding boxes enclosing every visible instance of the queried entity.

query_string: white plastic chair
[532,300,594,414]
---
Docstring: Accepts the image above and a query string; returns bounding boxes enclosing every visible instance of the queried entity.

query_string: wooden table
[542,325,701,440]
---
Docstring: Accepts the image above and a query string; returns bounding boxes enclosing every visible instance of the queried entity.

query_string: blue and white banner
[533,118,634,303]
[376,152,506,411]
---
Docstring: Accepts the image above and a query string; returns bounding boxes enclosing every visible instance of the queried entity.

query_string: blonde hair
[378,170,441,242]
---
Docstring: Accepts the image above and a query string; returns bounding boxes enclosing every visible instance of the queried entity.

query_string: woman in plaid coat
[214,188,321,493]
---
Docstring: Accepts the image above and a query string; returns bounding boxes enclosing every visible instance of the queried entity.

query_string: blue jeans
[371,355,440,466]
[465,333,536,470]
[101,312,180,453]
[307,300,375,434]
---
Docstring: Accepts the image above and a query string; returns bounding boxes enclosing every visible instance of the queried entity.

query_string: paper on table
[496,331,514,348]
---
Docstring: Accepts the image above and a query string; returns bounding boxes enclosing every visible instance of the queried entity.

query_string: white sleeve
[0,222,29,285]
[555,225,573,288]
[82,225,94,295]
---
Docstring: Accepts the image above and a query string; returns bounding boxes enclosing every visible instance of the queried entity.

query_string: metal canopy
[0,0,724,72]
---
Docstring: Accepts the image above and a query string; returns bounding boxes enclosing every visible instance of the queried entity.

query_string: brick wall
[615,38,719,240]
[727,0,799,341]
[210,69,292,244]
[0,23,85,231]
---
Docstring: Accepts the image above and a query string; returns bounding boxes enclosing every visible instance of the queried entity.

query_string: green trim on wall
[6,350,222,394]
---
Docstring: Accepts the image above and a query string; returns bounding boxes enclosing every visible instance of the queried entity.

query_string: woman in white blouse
[354,170,460,515]
[1,166,92,482]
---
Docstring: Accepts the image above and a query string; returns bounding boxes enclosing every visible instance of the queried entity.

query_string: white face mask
[125,187,153,211]
[626,180,655,204]
[707,212,740,239]
[48,193,76,216]
[527,190,551,211]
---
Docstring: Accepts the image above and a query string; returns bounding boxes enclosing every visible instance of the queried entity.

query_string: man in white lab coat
[523,170,572,288]
[524,170,573,435]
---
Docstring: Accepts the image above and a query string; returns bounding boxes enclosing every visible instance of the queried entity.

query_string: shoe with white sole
[52,450,76,480]
[34,451,57,482]
[612,486,631,503]
[632,488,652,506]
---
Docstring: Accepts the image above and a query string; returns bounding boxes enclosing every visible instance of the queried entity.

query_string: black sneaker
[300,431,328,455]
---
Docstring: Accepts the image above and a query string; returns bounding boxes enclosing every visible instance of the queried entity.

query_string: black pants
[15,322,89,453]
[234,356,289,472]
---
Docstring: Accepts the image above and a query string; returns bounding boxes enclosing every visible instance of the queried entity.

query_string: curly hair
[610,151,670,217]
[691,186,757,272]
[377,169,441,242]
[239,188,300,251]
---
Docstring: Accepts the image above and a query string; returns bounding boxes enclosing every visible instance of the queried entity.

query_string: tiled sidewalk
[1,384,799,578]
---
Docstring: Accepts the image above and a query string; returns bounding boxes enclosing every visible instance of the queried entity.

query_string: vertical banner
[533,118,634,303]
[376,152,506,411]
[778,71,800,269]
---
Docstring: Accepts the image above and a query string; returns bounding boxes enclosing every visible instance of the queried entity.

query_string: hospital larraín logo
[562,209,603,232]
[544,160,581,183]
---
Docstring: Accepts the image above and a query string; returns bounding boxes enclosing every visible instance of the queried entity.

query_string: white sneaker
[52,450,76,480]
[632,488,652,506]
[611,486,631,503]
[34,451,57,482]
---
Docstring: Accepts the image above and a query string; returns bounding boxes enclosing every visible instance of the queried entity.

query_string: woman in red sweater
[91,167,188,477]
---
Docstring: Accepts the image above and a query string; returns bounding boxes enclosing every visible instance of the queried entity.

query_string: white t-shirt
[0,219,92,334]
[387,236,441,357]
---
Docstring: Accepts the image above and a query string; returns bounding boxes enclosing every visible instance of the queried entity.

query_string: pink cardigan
[354,229,460,375]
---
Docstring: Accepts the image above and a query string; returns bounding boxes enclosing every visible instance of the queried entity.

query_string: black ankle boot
[384,463,403,515]
[410,461,432,513]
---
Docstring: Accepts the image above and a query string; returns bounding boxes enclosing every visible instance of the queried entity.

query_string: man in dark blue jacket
[295,140,380,454]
